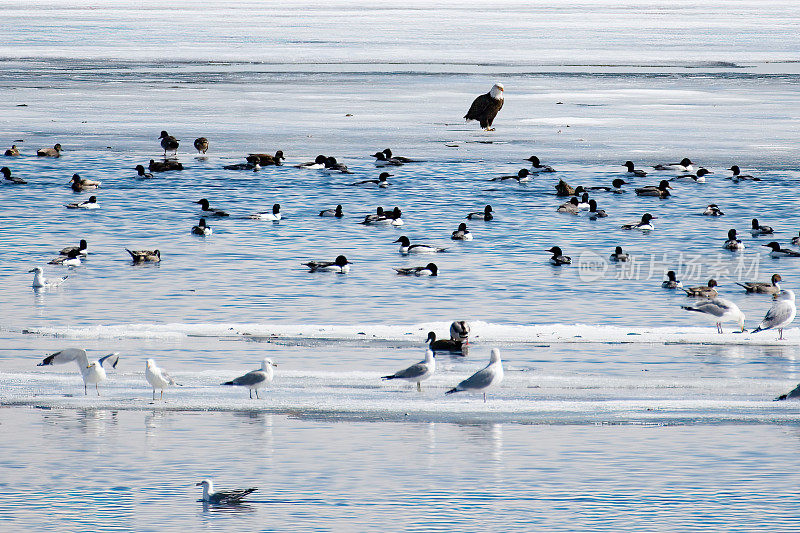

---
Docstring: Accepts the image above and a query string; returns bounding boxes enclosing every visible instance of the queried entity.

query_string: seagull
[126,249,161,263]
[145,358,181,400]
[248,203,281,221]
[222,358,277,399]
[464,83,504,131]
[752,289,796,340]
[394,263,438,276]
[194,137,209,154]
[28,267,67,288]
[681,297,745,334]
[445,348,504,402]
[303,255,351,273]
[159,130,179,156]
[382,349,435,391]
[196,479,257,504]
[37,348,120,395]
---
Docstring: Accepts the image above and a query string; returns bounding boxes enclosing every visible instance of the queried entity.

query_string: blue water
[3,1,800,530]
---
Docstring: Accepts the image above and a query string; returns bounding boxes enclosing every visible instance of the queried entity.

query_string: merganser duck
[48,249,82,267]
[319,205,343,217]
[587,178,628,193]
[69,174,100,191]
[426,331,463,353]
[763,242,800,258]
[736,273,782,294]
[196,198,229,217]
[135,164,153,178]
[191,218,212,235]
[576,192,591,210]
[193,137,209,154]
[382,149,417,163]
[622,161,647,177]
[752,289,797,340]
[372,151,403,166]
[557,197,580,215]
[248,203,281,221]
[28,267,67,288]
[587,199,608,219]
[671,168,711,183]
[682,297,745,334]
[296,155,327,169]
[303,255,351,273]
[450,320,470,342]
[683,279,718,298]
[547,246,571,265]
[350,172,391,187]
[635,180,672,198]
[728,165,760,182]
[621,213,656,231]
[4,145,19,156]
[451,222,473,240]
[65,195,98,209]
[247,150,284,166]
[751,218,774,236]
[526,156,555,172]
[610,246,629,262]
[1,166,26,184]
[158,131,179,156]
[395,263,438,276]
[490,169,531,182]
[60,239,88,256]
[467,205,493,220]
[394,236,446,254]
[126,249,161,263]
[653,158,693,171]
[323,156,352,174]
[149,159,183,172]
[662,270,682,289]
[37,143,62,157]
[703,204,724,216]
[723,229,744,250]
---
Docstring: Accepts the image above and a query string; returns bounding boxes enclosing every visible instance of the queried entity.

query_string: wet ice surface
[3,0,800,530]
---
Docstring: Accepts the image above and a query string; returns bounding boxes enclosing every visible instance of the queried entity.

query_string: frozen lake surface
[2,1,800,530]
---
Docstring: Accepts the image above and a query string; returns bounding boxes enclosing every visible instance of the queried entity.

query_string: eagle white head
[490,83,504,100]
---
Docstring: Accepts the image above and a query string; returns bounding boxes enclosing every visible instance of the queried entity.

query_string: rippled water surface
[2,1,800,530]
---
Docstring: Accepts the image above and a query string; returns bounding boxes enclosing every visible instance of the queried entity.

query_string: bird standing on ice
[382,349,436,391]
[464,83,504,131]
[445,348,504,402]
[145,358,181,400]
[36,348,120,396]
[222,358,277,399]
[752,289,796,340]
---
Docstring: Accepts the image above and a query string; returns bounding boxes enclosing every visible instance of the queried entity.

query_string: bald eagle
[464,83,504,130]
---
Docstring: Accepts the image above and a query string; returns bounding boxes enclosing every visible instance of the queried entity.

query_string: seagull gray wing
[230,370,266,386]
[760,301,795,329]
[457,365,496,391]
[391,362,429,379]
[687,299,732,318]
[38,348,88,367]
[98,352,120,369]
[210,487,257,504]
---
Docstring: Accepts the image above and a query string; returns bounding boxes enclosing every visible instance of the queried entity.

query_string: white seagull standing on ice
[752,289,796,340]
[145,358,182,400]
[381,349,435,391]
[445,348,504,402]
[681,297,745,334]
[222,358,277,398]
[37,348,120,395]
